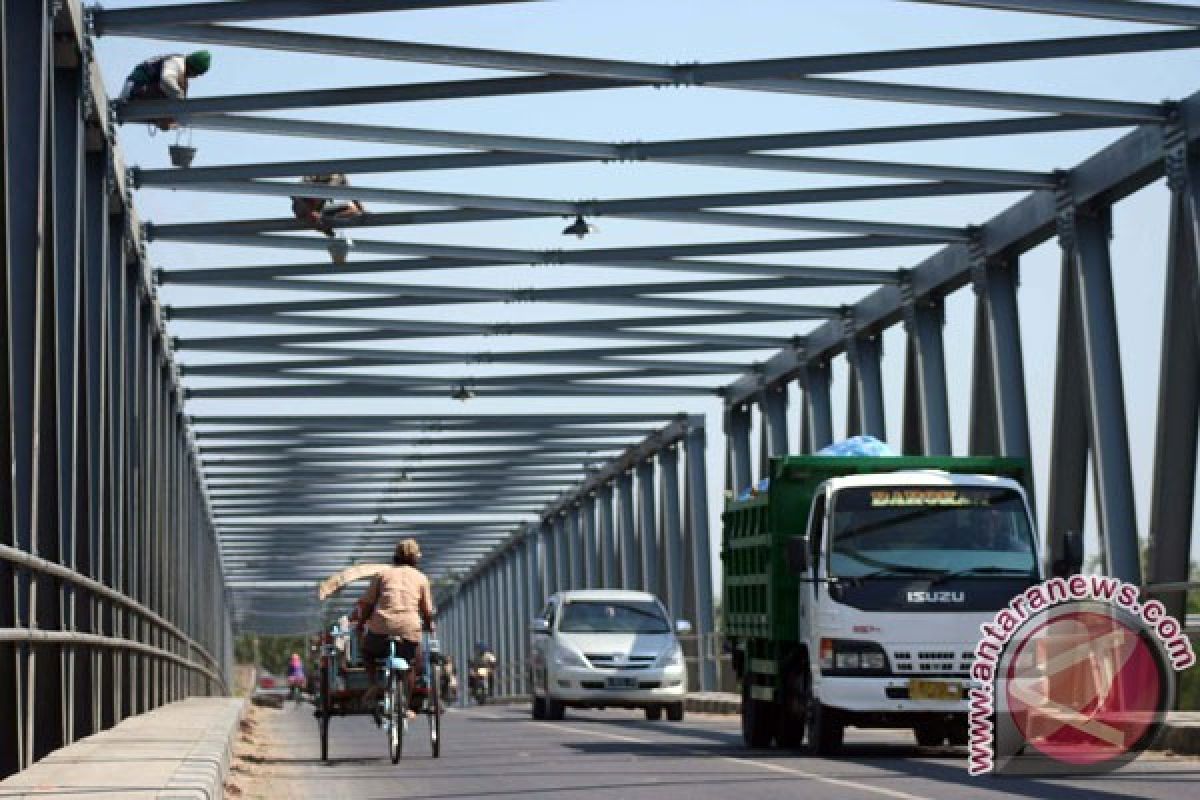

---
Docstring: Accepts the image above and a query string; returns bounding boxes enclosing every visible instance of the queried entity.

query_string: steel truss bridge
[2,0,1199,781]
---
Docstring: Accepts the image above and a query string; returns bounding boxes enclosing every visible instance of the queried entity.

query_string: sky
[93,0,1200,612]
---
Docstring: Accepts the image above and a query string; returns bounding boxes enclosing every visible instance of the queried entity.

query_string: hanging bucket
[168,144,196,168]
[328,238,350,264]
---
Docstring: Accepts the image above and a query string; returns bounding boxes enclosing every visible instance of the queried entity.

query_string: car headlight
[819,638,889,676]
[656,643,684,669]
[554,647,588,668]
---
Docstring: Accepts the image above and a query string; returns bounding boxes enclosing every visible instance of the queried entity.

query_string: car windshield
[829,485,1037,579]
[557,600,670,634]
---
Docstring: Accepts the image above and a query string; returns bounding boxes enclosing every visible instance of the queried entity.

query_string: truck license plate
[908,679,961,701]
[606,676,637,689]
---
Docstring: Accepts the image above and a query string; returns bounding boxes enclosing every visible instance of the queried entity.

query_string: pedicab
[313,563,443,763]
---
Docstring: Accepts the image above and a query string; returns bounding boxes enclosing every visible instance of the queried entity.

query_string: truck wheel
[532,695,546,720]
[806,700,843,755]
[914,721,947,747]
[644,706,663,721]
[741,680,775,748]
[947,719,968,747]
[666,703,685,722]
[775,666,808,749]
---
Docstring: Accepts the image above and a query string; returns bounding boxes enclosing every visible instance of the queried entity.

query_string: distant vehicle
[724,455,1069,754]
[529,589,689,722]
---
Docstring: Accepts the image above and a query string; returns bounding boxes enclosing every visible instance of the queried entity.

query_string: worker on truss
[291,173,367,264]
[119,51,212,131]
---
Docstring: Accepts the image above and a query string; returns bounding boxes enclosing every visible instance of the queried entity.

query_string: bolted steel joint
[1163,108,1190,193]
[1053,170,1077,251]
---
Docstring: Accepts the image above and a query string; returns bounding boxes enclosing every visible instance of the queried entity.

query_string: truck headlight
[554,647,588,668]
[819,638,889,676]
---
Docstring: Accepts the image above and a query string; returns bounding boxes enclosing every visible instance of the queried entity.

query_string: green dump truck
[723,455,1065,753]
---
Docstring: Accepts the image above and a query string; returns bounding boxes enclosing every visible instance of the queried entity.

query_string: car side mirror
[529,617,550,635]
[1052,530,1084,578]
[675,619,692,635]
[785,536,809,573]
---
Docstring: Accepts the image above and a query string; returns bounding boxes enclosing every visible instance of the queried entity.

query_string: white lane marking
[536,721,933,800]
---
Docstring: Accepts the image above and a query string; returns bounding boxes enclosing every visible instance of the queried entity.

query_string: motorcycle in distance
[440,656,459,705]
[469,650,497,705]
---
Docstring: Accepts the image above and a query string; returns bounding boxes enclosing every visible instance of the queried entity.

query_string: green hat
[185,51,212,75]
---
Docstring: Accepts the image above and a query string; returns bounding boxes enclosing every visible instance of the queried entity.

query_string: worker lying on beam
[291,174,367,263]
[119,51,212,131]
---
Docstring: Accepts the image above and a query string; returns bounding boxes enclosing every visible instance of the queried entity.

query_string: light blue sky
[96,0,1200,590]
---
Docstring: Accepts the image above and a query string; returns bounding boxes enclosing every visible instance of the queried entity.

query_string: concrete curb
[0,697,246,800]
[685,692,740,715]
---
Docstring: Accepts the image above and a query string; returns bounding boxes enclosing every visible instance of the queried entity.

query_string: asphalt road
[241,702,1200,800]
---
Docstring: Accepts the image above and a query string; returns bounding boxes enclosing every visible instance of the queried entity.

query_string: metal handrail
[1143,581,1200,593]
[0,543,224,678]
[0,629,223,686]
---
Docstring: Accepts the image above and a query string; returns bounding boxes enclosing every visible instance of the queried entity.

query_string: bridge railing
[0,0,231,780]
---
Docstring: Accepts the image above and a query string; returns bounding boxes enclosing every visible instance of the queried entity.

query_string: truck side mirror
[529,617,550,635]
[1052,530,1084,577]
[785,536,809,574]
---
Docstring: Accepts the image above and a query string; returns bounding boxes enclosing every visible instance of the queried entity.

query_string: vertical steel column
[555,513,570,593]
[616,470,638,589]
[1148,143,1200,622]
[1046,244,1090,574]
[1068,207,1141,584]
[4,0,50,770]
[567,509,584,590]
[905,296,952,455]
[846,326,887,440]
[0,0,11,769]
[800,361,834,453]
[52,49,82,742]
[760,385,789,465]
[968,288,999,455]
[683,426,717,691]
[724,404,752,494]
[497,554,511,694]
[574,503,589,588]
[980,256,1033,461]
[658,446,684,620]
[635,460,658,597]
[597,483,616,588]
[547,520,559,594]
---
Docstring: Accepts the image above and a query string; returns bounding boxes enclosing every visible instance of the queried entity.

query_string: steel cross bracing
[57,0,1197,711]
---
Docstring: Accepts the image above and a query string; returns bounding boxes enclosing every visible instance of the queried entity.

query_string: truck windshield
[828,485,1037,579]
[558,601,671,634]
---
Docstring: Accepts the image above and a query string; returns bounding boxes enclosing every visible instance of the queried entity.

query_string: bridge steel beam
[0,2,229,781]
[1147,142,1200,623]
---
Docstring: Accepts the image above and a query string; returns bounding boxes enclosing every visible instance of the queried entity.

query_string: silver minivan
[529,589,690,721]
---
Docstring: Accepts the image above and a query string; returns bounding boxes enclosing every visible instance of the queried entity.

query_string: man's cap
[186,51,212,75]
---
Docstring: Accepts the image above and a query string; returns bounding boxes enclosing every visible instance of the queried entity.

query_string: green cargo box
[722,455,1031,651]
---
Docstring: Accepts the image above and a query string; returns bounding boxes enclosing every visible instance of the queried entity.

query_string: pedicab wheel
[319,667,331,762]
[428,661,442,759]
[388,672,405,764]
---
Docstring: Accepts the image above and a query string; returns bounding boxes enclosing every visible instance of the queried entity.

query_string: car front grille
[584,654,657,670]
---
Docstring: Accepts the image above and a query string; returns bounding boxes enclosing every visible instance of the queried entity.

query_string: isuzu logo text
[906,590,965,604]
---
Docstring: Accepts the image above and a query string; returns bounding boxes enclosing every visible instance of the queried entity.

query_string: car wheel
[532,695,546,720]
[666,702,684,722]
[644,705,663,721]
[544,684,565,721]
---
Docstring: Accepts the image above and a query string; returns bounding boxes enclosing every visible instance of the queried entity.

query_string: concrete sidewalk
[0,697,245,799]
